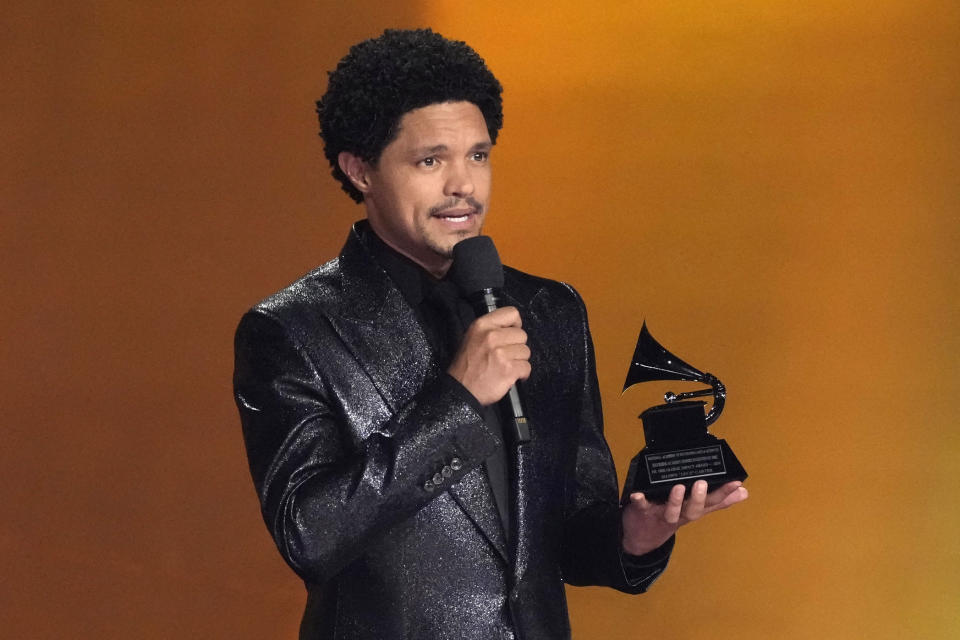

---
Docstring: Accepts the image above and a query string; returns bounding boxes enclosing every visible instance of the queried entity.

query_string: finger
[628,492,650,512]
[498,358,532,383]
[493,345,531,378]
[625,492,661,521]
[482,306,522,328]
[495,327,528,346]
[663,484,685,524]
[704,481,743,510]
[681,480,709,522]
[475,326,527,350]
[499,343,531,362]
[712,485,748,511]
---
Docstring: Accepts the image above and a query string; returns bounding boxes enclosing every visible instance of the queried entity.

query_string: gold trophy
[621,322,747,503]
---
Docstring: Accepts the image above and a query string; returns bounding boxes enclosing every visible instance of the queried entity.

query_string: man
[234,29,746,639]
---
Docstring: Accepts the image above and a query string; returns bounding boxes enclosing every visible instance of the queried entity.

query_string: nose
[443,160,475,198]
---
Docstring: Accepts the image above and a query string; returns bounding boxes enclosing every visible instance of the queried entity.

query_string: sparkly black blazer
[233,223,671,640]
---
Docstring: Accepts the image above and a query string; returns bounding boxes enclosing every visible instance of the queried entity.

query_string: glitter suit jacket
[233,223,671,640]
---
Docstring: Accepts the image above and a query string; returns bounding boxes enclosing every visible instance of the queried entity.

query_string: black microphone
[449,236,531,444]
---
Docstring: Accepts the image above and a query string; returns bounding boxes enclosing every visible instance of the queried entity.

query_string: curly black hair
[317,29,504,203]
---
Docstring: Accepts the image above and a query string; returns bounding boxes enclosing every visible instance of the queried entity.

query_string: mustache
[428,197,484,217]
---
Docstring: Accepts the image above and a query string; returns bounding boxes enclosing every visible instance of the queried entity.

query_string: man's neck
[364,220,452,278]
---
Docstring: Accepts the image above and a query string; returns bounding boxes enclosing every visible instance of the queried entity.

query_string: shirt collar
[362,226,448,308]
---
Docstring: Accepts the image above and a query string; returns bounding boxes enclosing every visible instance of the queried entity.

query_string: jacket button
[441,465,453,477]
[432,472,444,484]
[450,457,462,471]
[424,480,435,491]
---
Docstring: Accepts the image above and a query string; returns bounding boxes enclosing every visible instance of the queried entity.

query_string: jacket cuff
[620,534,675,590]
[440,373,485,416]
[390,376,500,495]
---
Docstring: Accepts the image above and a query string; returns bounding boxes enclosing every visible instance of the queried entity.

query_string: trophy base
[621,436,747,504]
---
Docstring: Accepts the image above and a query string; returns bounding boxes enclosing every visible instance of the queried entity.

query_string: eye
[419,156,437,167]
[471,151,489,162]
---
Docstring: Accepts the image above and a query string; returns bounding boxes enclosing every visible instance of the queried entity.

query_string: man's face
[352,101,492,277]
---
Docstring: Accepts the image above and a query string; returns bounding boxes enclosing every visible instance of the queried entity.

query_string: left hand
[621,480,748,556]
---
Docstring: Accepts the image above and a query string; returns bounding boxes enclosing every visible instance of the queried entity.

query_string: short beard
[422,196,486,258]
[428,228,478,258]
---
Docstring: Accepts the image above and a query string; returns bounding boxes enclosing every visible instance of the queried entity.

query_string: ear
[338,151,373,194]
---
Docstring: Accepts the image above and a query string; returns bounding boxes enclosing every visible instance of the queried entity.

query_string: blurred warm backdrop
[2,1,957,638]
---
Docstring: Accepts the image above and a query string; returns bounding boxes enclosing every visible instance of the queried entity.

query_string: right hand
[447,306,531,406]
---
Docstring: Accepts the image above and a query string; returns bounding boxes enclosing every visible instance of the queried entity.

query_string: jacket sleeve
[559,285,673,593]
[233,308,501,584]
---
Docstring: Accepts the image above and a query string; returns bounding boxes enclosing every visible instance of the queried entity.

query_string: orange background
[2,2,957,638]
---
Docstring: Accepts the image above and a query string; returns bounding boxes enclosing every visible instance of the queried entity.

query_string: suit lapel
[324,224,436,414]
[510,440,536,584]
[501,271,546,583]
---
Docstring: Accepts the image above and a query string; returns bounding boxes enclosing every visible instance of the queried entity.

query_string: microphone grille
[449,236,504,295]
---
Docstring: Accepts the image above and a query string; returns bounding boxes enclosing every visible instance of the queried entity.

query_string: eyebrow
[409,141,493,157]
[411,144,449,156]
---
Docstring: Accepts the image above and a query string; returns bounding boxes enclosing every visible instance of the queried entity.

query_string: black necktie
[423,280,465,368]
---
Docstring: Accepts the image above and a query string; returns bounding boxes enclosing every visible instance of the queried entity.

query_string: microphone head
[449,235,504,295]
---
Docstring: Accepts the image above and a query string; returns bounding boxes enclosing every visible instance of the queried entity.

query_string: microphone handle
[504,385,531,444]
[477,290,498,314]
[471,289,531,444]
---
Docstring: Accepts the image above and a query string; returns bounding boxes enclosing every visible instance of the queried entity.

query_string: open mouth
[433,209,475,223]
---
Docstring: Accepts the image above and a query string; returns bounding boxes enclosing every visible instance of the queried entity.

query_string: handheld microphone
[449,236,531,444]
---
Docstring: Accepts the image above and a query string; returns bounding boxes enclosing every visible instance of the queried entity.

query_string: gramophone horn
[623,322,706,391]
[623,322,726,426]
